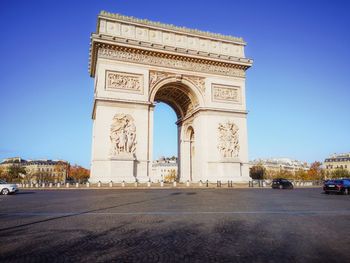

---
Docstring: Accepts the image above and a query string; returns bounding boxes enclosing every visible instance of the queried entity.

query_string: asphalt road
[0,188,350,262]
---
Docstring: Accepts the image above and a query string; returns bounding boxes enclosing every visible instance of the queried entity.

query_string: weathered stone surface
[89,12,252,183]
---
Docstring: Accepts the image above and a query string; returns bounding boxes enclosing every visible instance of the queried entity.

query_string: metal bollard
[76,182,79,188]
[206,180,209,187]
[134,181,138,187]
[86,182,90,188]
[109,181,113,187]
[97,181,101,187]
[66,183,70,188]
[147,181,151,187]
[186,180,190,187]
[49,183,53,188]
[199,180,203,187]
[160,181,164,187]
[57,183,61,188]
[122,181,125,187]
[173,181,177,187]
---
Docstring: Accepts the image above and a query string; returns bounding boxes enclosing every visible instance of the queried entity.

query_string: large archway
[151,78,201,182]
[89,11,253,183]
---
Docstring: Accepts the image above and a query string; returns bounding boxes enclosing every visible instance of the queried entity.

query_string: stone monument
[89,11,253,183]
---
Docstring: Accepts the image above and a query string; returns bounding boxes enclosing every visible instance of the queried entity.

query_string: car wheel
[344,188,349,195]
[1,188,10,195]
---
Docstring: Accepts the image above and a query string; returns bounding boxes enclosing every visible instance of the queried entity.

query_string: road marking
[1,210,350,216]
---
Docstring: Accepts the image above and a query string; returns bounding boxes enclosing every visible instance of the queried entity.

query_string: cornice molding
[99,11,245,44]
[89,41,251,78]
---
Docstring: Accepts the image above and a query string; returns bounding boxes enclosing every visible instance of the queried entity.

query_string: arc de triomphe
[89,11,253,183]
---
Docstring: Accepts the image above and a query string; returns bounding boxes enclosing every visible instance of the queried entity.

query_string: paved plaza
[1,188,350,262]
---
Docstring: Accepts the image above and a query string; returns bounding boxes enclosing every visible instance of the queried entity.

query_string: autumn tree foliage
[249,165,266,179]
[68,165,90,183]
[307,161,324,180]
[0,165,27,182]
[330,168,350,179]
[164,169,177,182]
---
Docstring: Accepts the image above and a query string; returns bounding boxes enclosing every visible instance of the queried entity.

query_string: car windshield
[334,180,343,184]
[327,180,342,184]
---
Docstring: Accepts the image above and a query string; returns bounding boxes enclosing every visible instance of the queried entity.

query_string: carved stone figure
[149,70,205,93]
[106,71,142,92]
[218,121,239,158]
[110,114,137,156]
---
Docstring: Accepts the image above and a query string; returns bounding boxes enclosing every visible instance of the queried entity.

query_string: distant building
[152,157,178,182]
[324,153,350,172]
[0,157,69,183]
[250,158,309,174]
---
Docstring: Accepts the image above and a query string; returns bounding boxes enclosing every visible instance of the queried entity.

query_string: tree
[54,161,68,182]
[295,169,308,180]
[164,169,177,182]
[249,165,266,179]
[331,168,350,179]
[68,165,90,183]
[265,169,278,180]
[277,170,293,179]
[34,171,53,183]
[0,166,5,179]
[7,165,26,182]
[307,161,324,180]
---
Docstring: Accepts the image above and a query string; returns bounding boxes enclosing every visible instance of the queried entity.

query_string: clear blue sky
[1,0,349,168]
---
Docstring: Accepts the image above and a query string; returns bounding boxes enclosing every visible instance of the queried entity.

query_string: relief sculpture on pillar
[218,121,239,158]
[110,114,136,157]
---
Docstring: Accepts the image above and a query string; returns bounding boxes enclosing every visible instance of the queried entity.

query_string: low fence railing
[249,179,323,187]
[12,179,324,189]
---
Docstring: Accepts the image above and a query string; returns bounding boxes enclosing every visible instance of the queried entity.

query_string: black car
[323,179,350,195]
[272,178,294,189]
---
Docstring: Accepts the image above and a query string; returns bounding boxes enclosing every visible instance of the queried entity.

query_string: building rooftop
[1,157,68,165]
[250,158,309,167]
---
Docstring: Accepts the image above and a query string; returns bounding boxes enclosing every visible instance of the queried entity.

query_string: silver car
[0,179,19,195]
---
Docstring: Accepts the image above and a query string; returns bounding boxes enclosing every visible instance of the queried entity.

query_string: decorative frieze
[98,46,245,78]
[218,121,240,158]
[106,71,143,94]
[149,71,205,93]
[99,11,245,44]
[110,114,137,156]
[212,84,241,103]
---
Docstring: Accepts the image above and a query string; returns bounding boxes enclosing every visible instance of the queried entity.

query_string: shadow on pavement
[0,218,348,262]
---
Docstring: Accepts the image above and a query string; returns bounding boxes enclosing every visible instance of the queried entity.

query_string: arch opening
[152,81,200,182]
[152,82,200,120]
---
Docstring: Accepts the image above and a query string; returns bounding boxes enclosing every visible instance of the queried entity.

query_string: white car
[0,179,18,195]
